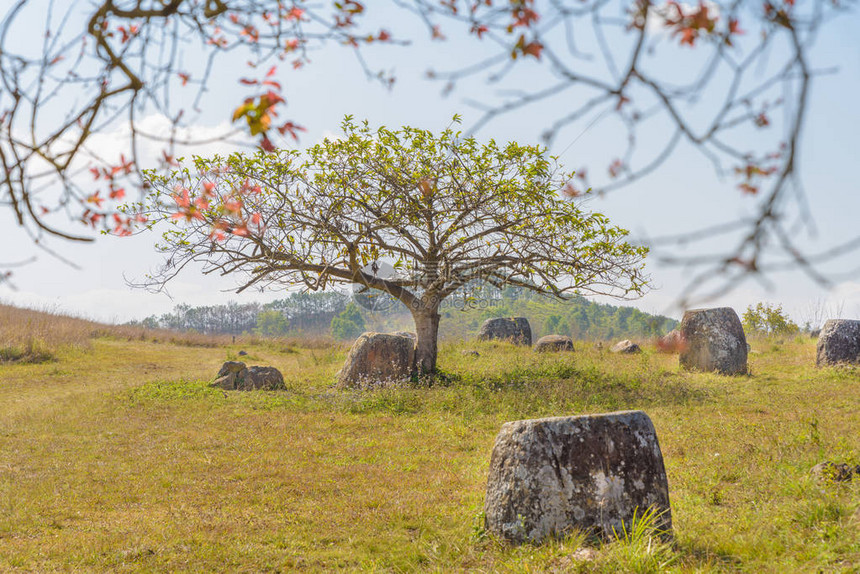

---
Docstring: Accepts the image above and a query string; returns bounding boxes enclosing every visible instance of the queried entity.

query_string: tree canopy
[137,117,647,372]
[1,0,852,302]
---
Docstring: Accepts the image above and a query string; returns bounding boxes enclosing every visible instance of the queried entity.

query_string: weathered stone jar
[678,307,748,375]
[484,410,672,544]
[815,319,860,366]
[336,332,416,388]
[533,334,575,353]
[478,317,532,345]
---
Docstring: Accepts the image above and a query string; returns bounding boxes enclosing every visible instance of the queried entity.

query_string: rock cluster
[811,461,859,483]
[815,319,860,366]
[212,361,285,391]
[478,317,532,346]
[337,332,416,388]
[533,335,574,353]
[678,307,748,375]
[484,410,672,544]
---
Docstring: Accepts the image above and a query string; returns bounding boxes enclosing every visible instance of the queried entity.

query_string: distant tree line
[128,292,350,336]
[128,285,676,342]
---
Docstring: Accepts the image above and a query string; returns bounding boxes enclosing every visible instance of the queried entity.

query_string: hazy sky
[2,2,859,325]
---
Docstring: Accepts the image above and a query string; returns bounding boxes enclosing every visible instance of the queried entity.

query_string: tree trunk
[412,307,441,375]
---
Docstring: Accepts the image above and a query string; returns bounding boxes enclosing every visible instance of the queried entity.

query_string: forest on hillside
[128,286,677,342]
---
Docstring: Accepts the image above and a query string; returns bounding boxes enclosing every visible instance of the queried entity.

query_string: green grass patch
[0,339,55,364]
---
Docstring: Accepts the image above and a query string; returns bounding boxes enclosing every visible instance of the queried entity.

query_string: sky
[2,1,859,326]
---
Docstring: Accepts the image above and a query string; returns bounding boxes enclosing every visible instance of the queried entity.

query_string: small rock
[484,410,672,544]
[679,308,748,375]
[547,548,597,572]
[478,317,532,346]
[816,319,860,367]
[238,350,248,356]
[534,335,575,353]
[571,548,598,562]
[610,340,641,354]
[337,332,416,389]
[811,461,859,483]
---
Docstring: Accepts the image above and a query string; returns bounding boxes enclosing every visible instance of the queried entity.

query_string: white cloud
[78,113,249,170]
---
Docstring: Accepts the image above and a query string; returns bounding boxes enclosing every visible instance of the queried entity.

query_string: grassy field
[0,313,858,572]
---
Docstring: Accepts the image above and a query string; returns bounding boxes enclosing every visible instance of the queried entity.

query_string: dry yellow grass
[0,303,339,363]
[0,303,99,361]
[0,308,857,572]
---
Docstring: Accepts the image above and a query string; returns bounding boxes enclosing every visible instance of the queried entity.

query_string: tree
[1,0,851,302]
[741,302,800,336]
[330,302,366,341]
[254,309,290,337]
[136,118,647,373]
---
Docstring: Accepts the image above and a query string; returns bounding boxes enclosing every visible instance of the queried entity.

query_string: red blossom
[513,34,543,59]
[470,23,489,38]
[87,191,104,208]
[728,18,744,35]
[260,136,276,152]
[173,187,191,208]
[162,151,179,167]
[277,121,306,140]
[562,183,581,198]
[231,224,250,237]
[664,1,719,47]
[223,197,243,215]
